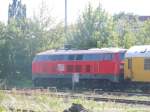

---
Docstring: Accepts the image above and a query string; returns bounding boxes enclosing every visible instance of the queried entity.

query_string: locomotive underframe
[32,74,150,92]
[32,73,123,89]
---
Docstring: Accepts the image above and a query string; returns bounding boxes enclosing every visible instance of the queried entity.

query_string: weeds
[0,91,150,112]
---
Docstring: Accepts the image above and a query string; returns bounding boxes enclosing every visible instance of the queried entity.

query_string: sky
[1,0,150,24]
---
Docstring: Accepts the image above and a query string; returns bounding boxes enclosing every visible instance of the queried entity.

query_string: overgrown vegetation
[0,2,149,86]
[0,92,150,112]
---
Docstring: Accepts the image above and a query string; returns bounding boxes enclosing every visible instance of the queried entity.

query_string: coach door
[128,58,133,79]
[125,58,133,80]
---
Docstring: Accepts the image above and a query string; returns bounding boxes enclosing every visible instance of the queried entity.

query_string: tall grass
[0,91,150,112]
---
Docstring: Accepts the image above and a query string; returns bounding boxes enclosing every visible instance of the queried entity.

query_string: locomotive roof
[125,45,150,58]
[37,48,126,55]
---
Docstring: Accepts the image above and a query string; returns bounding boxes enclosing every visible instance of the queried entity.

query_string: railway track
[6,107,38,112]
[92,89,150,97]
[1,87,150,106]
[67,94,150,105]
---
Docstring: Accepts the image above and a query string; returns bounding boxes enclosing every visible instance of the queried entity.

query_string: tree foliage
[68,4,116,49]
[0,5,65,86]
[0,2,150,87]
[113,12,141,48]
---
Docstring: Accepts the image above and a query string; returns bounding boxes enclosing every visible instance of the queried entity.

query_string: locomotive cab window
[120,53,125,60]
[33,55,49,61]
[144,58,150,70]
[33,56,39,61]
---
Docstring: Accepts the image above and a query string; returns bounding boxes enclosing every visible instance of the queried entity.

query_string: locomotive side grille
[75,65,82,72]
[67,65,74,72]
[86,65,91,72]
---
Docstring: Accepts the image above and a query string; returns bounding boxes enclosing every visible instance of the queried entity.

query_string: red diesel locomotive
[32,48,126,87]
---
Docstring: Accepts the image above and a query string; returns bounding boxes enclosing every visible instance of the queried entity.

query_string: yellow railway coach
[124,45,150,82]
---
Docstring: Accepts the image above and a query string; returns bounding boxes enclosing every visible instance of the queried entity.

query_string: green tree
[137,20,150,44]
[0,0,65,86]
[68,3,115,49]
[0,22,9,79]
[113,12,140,48]
[32,0,65,50]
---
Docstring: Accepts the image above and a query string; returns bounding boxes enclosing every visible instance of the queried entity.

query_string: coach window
[76,55,83,60]
[144,58,150,70]
[128,58,132,69]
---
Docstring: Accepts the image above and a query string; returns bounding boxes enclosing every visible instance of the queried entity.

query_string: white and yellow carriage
[124,45,150,82]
